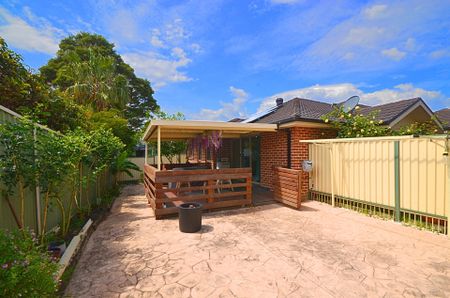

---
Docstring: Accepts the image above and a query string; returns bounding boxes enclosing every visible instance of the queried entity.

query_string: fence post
[33,127,42,234]
[446,138,449,237]
[394,141,401,222]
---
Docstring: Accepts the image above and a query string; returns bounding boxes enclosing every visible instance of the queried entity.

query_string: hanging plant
[208,130,222,152]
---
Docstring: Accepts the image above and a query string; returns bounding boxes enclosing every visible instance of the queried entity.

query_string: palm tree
[64,51,129,111]
[111,151,140,185]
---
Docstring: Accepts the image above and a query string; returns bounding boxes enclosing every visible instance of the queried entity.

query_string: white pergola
[142,120,277,170]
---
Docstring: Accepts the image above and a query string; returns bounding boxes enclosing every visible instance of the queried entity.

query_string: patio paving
[65,184,450,298]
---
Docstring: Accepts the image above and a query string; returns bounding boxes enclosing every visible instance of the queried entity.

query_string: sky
[1,0,449,120]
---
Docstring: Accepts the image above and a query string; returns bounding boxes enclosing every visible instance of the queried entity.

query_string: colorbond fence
[0,106,115,232]
[308,136,449,234]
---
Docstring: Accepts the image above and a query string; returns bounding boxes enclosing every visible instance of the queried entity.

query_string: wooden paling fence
[144,164,252,219]
[273,167,302,209]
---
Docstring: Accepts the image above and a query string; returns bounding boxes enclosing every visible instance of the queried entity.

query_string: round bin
[178,202,203,233]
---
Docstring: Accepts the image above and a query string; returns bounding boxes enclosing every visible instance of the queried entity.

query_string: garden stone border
[55,218,93,281]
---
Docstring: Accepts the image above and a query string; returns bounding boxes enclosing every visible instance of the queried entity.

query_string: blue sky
[1,0,449,120]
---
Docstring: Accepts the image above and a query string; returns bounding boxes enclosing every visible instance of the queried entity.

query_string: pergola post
[157,126,161,170]
[144,142,148,165]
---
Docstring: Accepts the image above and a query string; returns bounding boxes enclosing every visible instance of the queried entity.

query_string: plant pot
[178,202,203,233]
[48,247,62,259]
[49,241,66,255]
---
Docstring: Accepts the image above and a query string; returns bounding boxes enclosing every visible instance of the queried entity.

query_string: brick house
[187,96,441,201]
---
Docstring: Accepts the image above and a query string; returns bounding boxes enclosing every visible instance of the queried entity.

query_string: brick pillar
[260,130,288,189]
[290,127,336,201]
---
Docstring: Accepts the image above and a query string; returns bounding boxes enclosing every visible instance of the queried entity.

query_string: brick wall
[259,126,336,200]
[260,130,289,188]
[290,127,336,201]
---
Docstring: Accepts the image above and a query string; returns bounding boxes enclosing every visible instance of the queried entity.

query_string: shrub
[322,106,389,138]
[0,229,59,297]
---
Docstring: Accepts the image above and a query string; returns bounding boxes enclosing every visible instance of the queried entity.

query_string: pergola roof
[142,120,277,141]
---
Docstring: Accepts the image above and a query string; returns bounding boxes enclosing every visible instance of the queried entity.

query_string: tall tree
[40,33,158,129]
[0,38,45,111]
[64,52,129,111]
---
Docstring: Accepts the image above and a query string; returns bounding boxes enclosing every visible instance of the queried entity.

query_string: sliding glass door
[239,135,260,182]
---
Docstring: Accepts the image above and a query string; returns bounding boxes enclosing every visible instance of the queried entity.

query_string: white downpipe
[157,126,161,170]
[33,128,42,233]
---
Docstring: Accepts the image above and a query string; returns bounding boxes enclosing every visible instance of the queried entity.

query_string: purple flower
[1,263,9,269]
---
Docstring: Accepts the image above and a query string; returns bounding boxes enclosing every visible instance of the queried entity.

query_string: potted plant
[46,232,66,258]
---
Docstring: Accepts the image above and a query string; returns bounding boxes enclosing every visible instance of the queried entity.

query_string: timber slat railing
[144,164,252,218]
[273,167,301,209]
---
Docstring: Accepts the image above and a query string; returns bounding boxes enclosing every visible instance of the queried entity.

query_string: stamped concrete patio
[66,184,450,298]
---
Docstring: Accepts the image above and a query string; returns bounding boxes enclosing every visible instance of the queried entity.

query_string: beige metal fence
[307,136,449,234]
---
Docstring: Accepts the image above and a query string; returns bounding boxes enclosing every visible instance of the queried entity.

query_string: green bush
[0,229,59,297]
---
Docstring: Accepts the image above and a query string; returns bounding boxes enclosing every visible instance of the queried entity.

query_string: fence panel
[399,138,447,217]
[309,136,449,234]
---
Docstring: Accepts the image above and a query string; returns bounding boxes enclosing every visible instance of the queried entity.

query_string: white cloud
[0,7,62,54]
[122,47,192,89]
[165,18,190,43]
[293,0,450,74]
[404,38,416,51]
[382,47,406,61]
[363,4,387,19]
[430,49,450,59]
[258,83,360,112]
[190,43,202,54]
[194,87,248,121]
[257,83,444,111]
[363,84,442,105]
[150,29,165,48]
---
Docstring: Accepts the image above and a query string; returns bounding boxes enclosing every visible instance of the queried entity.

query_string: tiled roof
[251,97,429,125]
[435,108,450,129]
[253,98,335,124]
[358,98,422,124]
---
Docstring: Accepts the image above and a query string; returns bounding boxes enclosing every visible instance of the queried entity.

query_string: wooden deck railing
[273,167,301,209]
[144,164,252,219]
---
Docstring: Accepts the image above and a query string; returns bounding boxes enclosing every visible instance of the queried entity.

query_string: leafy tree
[90,109,137,151]
[322,106,389,138]
[63,52,129,111]
[35,129,73,240]
[60,130,91,237]
[111,151,140,185]
[0,119,36,229]
[0,38,47,112]
[82,128,124,210]
[40,32,158,129]
[149,111,187,163]
[22,94,89,133]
